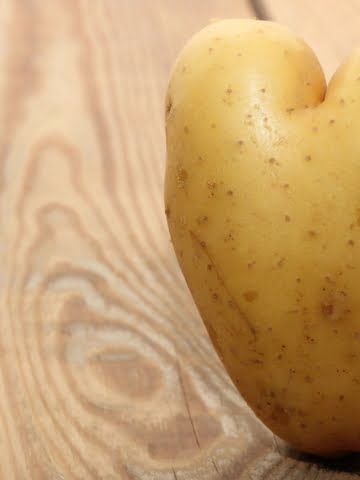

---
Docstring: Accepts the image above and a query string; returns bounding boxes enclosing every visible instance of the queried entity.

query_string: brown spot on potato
[305,155,312,162]
[237,140,244,146]
[212,293,218,300]
[177,168,188,188]
[322,303,334,316]
[286,107,294,113]
[340,98,345,105]
[296,278,301,283]
[329,119,335,124]
[270,405,290,425]
[285,215,291,222]
[210,123,216,128]
[166,97,173,117]
[196,215,208,225]
[277,257,285,268]
[207,180,216,189]
[312,126,318,133]
[208,47,213,54]
[165,206,171,217]
[247,261,256,269]
[260,88,266,93]
[308,230,317,238]
[184,126,189,134]
[228,299,237,309]
[200,240,206,248]
[339,395,345,401]
[283,184,289,189]
[348,239,355,246]
[243,290,258,302]
[226,87,233,95]
[227,190,233,196]
[305,376,313,383]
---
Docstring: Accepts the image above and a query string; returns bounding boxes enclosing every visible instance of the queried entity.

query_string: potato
[164,18,360,455]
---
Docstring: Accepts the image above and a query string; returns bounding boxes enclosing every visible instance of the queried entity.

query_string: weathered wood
[0,0,359,478]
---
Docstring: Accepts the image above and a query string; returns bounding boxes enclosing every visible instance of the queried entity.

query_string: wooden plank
[1,0,359,478]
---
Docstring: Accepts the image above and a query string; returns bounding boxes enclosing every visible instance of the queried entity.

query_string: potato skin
[165,19,360,455]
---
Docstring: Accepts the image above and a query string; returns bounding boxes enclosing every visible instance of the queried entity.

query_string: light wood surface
[1,0,360,478]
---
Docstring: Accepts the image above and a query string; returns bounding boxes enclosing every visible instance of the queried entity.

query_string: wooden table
[1,1,360,478]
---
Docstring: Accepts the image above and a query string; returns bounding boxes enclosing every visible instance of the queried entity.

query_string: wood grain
[0,0,360,479]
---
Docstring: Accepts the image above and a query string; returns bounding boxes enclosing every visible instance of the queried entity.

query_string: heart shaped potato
[165,19,360,455]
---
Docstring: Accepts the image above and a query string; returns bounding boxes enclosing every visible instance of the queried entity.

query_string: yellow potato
[164,19,360,455]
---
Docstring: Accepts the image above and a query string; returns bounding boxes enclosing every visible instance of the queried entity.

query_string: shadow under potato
[286,443,360,475]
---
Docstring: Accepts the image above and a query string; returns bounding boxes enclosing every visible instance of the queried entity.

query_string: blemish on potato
[282,184,289,189]
[312,126,318,133]
[207,180,216,195]
[210,123,216,128]
[207,264,212,271]
[260,88,266,93]
[286,107,294,114]
[277,257,285,268]
[196,215,208,225]
[243,290,258,302]
[212,293,218,300]
[208,47,214,54]
[270,404,290,425]
[308,230,317,238]
[228,299,237,309]
[305,376,313,383]
[339,395,345,401]
[227,190,233,196]
[165,97,173,117]
[165,206,171,217]
[321,303,334,316]
[348,239,355,246]
[226,87,233,95]
[200,240,206,248]
[340,98,345,105]
[305,155,312,162]
[329,119,335,125]
[247,261,256,269]
[224,232,234,242]
[237,140,244,146]
[285,215,291,222]
[177,168,188,188]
